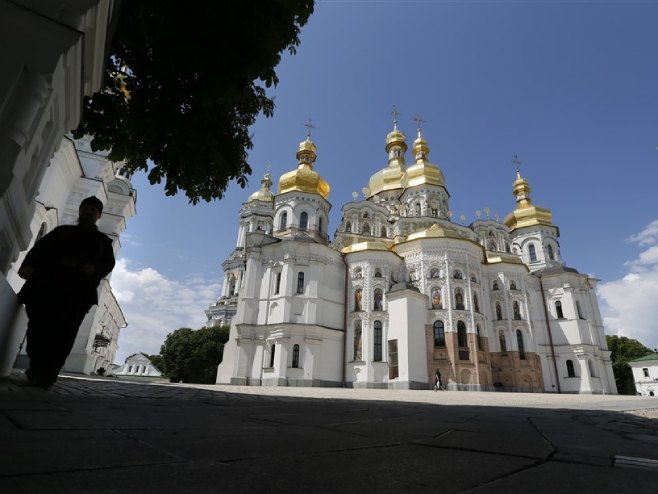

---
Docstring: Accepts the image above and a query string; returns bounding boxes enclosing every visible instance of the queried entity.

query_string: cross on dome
[304,118,315,139]
[391,105,399,129]
[512,154,522,175]
[413,114,425,133]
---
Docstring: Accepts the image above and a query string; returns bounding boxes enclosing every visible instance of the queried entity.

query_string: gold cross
[304,118,315,138]
[391,105,399,127]
[512,155,522,174]
[413,114,425,132]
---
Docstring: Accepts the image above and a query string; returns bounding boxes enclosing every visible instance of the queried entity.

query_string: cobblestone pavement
[1,373,658,493]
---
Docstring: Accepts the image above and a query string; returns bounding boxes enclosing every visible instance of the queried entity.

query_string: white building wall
[0,0,117,376]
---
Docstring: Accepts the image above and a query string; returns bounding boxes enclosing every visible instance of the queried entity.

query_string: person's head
[78,196,103,227]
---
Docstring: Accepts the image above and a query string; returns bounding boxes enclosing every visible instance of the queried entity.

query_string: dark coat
[18,225,116,308]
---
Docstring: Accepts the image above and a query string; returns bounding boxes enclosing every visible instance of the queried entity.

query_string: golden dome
[405,130,445,188]
[503,171,554,231]
[278,137,330,199]
[386,125,408,152]
[247,172,274,203]
[368,124,408,197]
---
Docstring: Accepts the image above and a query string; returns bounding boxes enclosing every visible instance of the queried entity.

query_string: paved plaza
[1,373,658,493]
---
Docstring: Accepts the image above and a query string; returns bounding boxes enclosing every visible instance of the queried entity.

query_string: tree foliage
[159,325,230,384]
[73,0,315,203]
[606,335,654,394]
[148,354,164,373]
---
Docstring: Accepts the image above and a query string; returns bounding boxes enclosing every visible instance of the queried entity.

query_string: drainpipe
[539,274,561,393]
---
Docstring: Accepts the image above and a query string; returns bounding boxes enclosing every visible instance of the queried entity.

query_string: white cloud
[599,220,658,352]
[627,219,658,247]
[110,258,222,364]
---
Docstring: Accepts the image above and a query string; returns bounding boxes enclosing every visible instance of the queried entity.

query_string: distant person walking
[434,368,443,391]
[17,196,115,388]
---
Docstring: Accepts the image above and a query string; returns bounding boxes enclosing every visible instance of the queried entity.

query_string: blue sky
[112,0,658,363]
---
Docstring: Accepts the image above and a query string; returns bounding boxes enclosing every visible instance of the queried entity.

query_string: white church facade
[215,121,617,394]
[6,135,136,375]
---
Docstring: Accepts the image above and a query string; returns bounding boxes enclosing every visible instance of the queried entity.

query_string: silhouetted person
[17,196,115,387]
[434,368,443,391]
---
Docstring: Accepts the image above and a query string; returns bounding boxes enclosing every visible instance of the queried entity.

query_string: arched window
[455,288,465,310]
[470,275,477,284]
[381,226,387,237]
[457,321,467,348]
[373,321,383,361]
[415,202,421,217]
[318,217,323,234]
[269,344,276,368]
[513,301,521,320]
[280,212,288,231]
[354,320,362,360]
[516,330,526,360]
[292,344,300,368]
[431,288,442,309]
[566,359,576,378]
[345,221,351,233]
[354,288,363,311]
[374,268,382,278]
[499,333,507,354]
[433,321,445,348]
[362,223,370,235]
[473,294,480,313]
[505,243,511,253]
[488,240,496,251]
[453,270,463,279]
[274,272,281,294]
[555,300,564,319]
[496,302,503,320]
[528,244,537,263]
[363,211,369,219]
[493,280,499,291]
[299,212,308,230]
[354,267,363,278]
[547,244,555,261]
[297,272,305,294]
[510,281,517,290]
[373,289,383,311]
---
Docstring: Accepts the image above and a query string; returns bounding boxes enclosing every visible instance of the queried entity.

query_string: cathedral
[213,119,616,394]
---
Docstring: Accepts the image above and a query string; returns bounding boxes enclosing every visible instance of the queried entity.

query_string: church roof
[405,223,462,241]
[503,171,554,231]
[247,172,274,203]
[629,353,658,363]
[367,124,445,198]
[278,136,330,199]
[341,240,392,254]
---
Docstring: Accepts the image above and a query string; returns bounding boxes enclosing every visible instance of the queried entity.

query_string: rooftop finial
[512,154,522,177]
[391,105,399,130]
[304,118,315,139]
[413,114,425,137]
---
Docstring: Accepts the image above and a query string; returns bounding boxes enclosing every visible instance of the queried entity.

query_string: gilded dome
[503,172,554,231]
[247,172,274,203]
[278,137,330,199]
[405,130,445,188]
[368,124,408,197]
[386,126,408,152]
